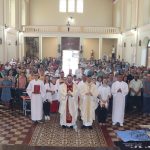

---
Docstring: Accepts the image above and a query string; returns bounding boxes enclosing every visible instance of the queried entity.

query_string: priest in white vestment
[111,74,128,126]
[80,70,98,129]
[56,71,65,100]
[59,75,78,128]
[77,74,86,110]
[26,72,46,123]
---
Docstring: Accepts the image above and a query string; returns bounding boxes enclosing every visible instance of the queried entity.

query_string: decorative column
[39,35,42,59]
[99,38,102,59]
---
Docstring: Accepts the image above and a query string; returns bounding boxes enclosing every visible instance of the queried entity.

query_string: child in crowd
[97,78,111,126]
[43,75,51,120]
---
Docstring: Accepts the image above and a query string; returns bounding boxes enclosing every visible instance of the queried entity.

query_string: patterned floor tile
[0,107,150,148]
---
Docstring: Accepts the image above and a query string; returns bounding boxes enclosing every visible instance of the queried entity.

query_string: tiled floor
[0,106,150,149]
[0,106,34,145]
[106,113,150,142]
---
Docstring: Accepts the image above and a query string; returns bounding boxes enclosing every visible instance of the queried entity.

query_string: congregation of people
[0,56,150,130]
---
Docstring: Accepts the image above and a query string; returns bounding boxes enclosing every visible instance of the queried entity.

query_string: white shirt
[129,79,143,96]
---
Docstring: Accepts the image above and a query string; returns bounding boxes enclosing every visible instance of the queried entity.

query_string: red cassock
[50,100,59,113]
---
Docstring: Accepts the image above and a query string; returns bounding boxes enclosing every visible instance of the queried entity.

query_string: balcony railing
[22,25,120,34]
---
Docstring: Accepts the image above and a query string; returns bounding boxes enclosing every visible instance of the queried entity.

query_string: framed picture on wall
[0,38,2,45]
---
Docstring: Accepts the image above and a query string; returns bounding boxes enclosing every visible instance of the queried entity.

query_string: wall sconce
[58,44,61,53]
[139,40,141,46]
[66,17,74,32]
[80,45,83,53]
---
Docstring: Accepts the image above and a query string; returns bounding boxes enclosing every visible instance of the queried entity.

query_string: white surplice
[44,83,52,102]
[56,78,64,101]
[59,83,78,127]
[80,82,98,126]
[98,85,111,108]
[111,81,128,124]
[50,82,59,101]
[26,79,46,121]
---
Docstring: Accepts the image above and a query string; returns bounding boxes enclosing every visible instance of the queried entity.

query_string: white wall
[29,0,113,26]
[5,29,18,62]
[0,0,4,26]
[122,33,136,64]
[113,0,121,28]
[118,24,150,66]
[102,38,117,58]
[83,38,99,59]
[42,37,58,58]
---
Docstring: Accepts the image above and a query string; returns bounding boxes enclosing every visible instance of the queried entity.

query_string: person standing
[59,75,78,128]
[1,74,12,107]
[111,74,129,126]
[43,75,51,120]
[77,74,86,119]
[143,73,150,115]
[50,76,59,113]
[80,70,98,129]
[111,45,115,59]
[129,75,143,113]
[97,78,111,126]
[16,71,27,101]
[26,72,46,123]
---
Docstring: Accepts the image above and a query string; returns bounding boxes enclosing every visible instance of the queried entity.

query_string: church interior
[0,0,150,150]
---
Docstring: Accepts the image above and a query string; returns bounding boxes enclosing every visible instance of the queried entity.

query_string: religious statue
[112,45,116,59]
[90,50,94,60]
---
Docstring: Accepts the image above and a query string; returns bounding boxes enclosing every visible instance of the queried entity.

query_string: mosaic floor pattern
[1,105,150,149]
[29,115,108,147]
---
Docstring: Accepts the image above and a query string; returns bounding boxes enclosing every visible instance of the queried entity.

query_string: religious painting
[61,37,80,50]
[24,37,39,58]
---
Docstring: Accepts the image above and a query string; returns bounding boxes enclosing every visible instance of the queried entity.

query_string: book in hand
[33,85,40,94]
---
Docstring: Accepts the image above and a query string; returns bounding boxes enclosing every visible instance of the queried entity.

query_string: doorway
[62,50,79,77]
